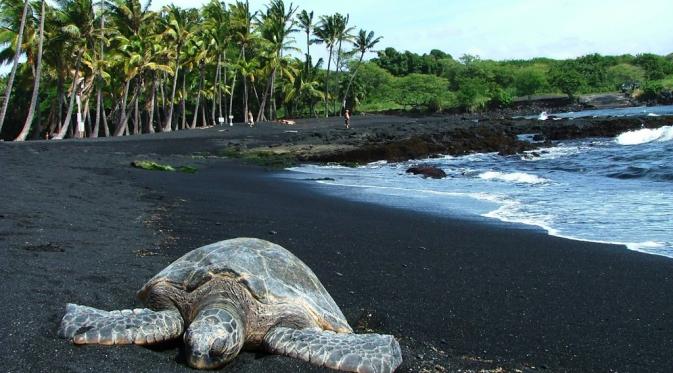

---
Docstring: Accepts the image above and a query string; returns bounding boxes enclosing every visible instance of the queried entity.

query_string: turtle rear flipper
[263,327,402,373]
[58,303,184,345]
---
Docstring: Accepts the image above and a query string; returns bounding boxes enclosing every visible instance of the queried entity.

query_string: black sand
[2,118,673,372]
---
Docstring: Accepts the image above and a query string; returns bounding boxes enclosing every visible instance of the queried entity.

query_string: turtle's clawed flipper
[58,303,184,345]
[263,327,402,373]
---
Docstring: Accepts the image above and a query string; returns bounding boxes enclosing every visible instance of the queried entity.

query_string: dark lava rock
[406,165,447,179]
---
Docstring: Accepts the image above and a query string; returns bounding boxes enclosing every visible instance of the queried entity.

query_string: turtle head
[184,305,245,369]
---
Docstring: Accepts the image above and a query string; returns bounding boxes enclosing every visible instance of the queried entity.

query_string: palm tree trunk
[92,84,102,137]
[15,0,46,141]
[222,52,227,122]
[93,0,104,138]
[342,52,365,112]
[228,69,237,124]
[0,0,32,133]
[257,70,273,122]
[102,100,110,137]
[191,65,204,129]
[114,79,131,136]
[201,102,206,127]
[241,47,249,125]
[53,51,83,139]
[133,93,140,134]
[164,45,181,132]
[147,75,156,133]
[213,54,220,124]
[180,68,187,130]
[334,40,344,115]
[82,96,91,137]
[324,46,333,117]
[114,85,140,136]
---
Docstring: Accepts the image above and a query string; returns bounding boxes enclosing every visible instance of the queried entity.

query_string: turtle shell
[139,238,351,333]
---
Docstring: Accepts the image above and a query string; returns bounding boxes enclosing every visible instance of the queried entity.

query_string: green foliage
[607,63,645,88]
[549,62,586,99]
[633,53,673,80]
[514,68,547,99]
[455,77,490,112]
[373,47,454,76]
[131,160,197,173]
[639,81,665,101]
[390,73,452,110]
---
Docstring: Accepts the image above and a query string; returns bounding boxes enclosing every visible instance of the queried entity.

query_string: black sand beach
[2,116,673,372]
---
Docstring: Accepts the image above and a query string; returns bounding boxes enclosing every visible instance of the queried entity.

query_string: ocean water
[285,125,673,258]
[523,104,673,119]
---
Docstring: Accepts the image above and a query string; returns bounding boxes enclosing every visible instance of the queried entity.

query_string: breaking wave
[615,126,673,146]
[478,171,549,184]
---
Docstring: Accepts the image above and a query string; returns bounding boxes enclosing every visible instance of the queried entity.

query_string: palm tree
[296,9,313,75]
[257,0,298,121]
[14,0,46,141]
[0,0,32,133]
[160,4,190,132]
[230,0,255,123]
[313,14,336,117]
[331,12,354,114]
[202,0,229,123]
[341,29,381,112]
[52,0,97,140]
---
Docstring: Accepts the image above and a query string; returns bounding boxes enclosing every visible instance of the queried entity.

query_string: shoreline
[2,116,673,372]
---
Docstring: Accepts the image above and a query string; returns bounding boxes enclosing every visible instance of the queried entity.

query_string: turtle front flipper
[58,303,184,345]
[263,327,403,373]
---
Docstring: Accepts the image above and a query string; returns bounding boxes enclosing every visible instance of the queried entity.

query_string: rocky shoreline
[223,115,672,166]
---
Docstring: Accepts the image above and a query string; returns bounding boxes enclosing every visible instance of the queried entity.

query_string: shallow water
[524,104,673,119]
[286,126,673,258]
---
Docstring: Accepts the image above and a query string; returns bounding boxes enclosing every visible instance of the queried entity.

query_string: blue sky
[153,0,673,60]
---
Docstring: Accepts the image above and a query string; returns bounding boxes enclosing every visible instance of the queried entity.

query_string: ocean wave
[615,126,673,146]
[478,171,549,184]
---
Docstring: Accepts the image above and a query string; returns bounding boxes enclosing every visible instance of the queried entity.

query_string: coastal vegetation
[0,0,382,140]
[360,49,673,112]
[0,0,671,141]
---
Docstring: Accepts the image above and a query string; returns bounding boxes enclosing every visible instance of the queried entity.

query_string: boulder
[406,165,447,179]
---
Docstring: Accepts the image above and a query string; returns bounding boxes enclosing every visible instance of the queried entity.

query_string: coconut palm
[229,0,255,123]
[295,9,313,75]
[14,0,46,141]
[257,0,298,121]
[160,4,191,132]
[313,14,336,117]
[0,0,32,133]
[341,29,381,112]
[202,0,229,122]
[331,12,354,114]
[52,0,98,139]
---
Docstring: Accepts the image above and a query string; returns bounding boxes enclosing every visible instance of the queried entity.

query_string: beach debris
[134,249,159,257]
[22,242,64,252]
[406,165,447,179]
[268,230,278,235]
[58,238,402,372]
[131,160,197,174]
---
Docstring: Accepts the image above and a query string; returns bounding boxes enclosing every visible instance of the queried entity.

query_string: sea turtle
[58,238,402,372]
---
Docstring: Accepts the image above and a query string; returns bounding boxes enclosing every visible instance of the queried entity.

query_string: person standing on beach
[247,110,254,127]
[344,109,351,129]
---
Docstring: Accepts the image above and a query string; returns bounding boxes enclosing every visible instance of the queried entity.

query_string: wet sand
[2,116,673,372]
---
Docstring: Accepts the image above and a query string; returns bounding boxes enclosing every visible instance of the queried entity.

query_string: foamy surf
[615,126,673,145]
[478,171,549,184]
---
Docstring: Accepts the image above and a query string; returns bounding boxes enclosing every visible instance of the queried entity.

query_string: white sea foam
[615,126,673,145]
[523,145,582,161]
[478,171,549,184]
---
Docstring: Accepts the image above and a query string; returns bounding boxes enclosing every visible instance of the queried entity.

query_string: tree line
[353,48,673,112]
[0,0,382,140]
